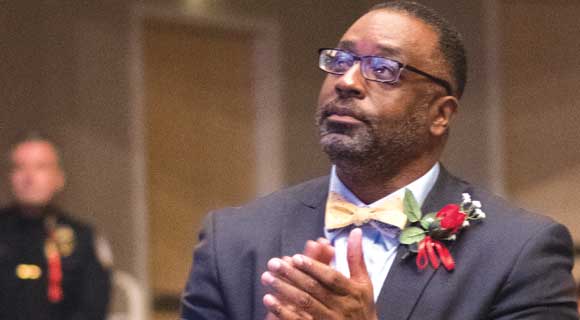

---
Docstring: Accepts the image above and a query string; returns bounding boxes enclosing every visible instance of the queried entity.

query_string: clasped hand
[261,228,378,320]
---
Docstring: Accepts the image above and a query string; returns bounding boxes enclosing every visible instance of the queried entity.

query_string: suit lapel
[280,177,329,257]
[376,167,471,319]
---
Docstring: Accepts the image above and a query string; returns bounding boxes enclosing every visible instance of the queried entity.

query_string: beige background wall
[143,18,258,296]
[499,0,580,237]
[1,0,579,317]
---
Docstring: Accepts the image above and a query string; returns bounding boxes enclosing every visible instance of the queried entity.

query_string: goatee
[315,98,431,173]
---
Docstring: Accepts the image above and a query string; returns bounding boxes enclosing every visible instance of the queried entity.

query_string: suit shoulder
[456,184,571,262]
[470,185,557,228]
[435,169,565,245]
[200,177,328,245]
[211,176,329,220]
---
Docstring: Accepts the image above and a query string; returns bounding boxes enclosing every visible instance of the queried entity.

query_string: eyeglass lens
[319,49,401,83]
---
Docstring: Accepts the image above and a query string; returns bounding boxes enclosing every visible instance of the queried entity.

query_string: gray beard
[317,108,430,176]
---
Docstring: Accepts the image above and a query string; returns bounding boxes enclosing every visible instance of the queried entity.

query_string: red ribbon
[416,236,455,271]
[45,237,63,303]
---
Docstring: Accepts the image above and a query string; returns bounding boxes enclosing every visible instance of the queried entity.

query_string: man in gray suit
[181,1,578,319]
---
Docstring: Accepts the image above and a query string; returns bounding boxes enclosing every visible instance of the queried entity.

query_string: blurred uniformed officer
[0,133,111,320]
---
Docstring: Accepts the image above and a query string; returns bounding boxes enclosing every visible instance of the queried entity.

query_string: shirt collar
[325,163,441,242]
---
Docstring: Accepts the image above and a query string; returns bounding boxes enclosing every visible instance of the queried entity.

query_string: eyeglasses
[318,48,453,96]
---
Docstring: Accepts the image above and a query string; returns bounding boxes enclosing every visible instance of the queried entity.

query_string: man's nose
[334,63,366,99]
[18,172,34,184]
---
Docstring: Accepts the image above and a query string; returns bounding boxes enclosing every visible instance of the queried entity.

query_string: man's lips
[325,114,364,125]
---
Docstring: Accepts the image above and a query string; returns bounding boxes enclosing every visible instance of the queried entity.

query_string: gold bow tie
[325,192,407,230]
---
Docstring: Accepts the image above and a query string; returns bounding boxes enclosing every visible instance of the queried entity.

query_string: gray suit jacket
[180,168,578,319]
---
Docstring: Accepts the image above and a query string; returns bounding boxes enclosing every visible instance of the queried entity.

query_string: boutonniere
[399,190,486,271]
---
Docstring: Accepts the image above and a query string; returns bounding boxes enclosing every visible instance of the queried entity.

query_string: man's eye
[372,65,389,74]
[333,57,352,69]
[371,62,394,73]
[367,59,398,79]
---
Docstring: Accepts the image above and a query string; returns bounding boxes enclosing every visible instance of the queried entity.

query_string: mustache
[317,100,369,124]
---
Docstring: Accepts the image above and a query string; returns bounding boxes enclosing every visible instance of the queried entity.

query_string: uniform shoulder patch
[94,235,114,269]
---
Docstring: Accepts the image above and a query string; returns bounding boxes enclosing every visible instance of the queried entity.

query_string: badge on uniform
[16,264,42,280]
[54,225,76,257]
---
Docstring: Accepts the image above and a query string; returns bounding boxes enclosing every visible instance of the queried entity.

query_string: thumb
[347,228,370,282]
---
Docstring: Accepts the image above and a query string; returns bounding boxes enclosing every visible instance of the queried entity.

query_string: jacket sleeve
[489,222,578,319]
[71,231,112,320]
[180,212,229,320]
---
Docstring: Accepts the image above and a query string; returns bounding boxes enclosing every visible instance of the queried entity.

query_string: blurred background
[1,0,579,319]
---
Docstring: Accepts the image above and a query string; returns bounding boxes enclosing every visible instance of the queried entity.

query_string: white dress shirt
[324,163,440,301]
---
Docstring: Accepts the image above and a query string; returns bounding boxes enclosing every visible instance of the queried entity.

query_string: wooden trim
[129,4,283,318]
[482,0,506,196]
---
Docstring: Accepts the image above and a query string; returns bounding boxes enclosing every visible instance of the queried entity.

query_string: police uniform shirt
[0,206,111,320]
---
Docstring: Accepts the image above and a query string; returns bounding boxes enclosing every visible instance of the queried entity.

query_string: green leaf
[420,212,438,230]
[399,226,426,245]
[403,189,422,222]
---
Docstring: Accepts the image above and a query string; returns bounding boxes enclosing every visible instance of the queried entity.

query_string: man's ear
[429,95,459,136]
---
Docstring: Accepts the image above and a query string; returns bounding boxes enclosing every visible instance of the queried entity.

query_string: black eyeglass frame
[318,48,453,96]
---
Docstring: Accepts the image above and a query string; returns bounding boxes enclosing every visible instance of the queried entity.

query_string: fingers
[263,294,314,320]
[346,228,370,282]
[303,238,334,265]
[290,255,351,296]
[316,238,335,265]
[281,256,293,265]
[262,266,331,319]
[262,233,375,320]
[264,258,337,307]
[303,240,321,259]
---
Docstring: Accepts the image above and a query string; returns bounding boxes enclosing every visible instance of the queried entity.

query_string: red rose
[436,204,466,233]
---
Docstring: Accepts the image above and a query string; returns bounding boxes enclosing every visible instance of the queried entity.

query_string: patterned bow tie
[325,192,407,230]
